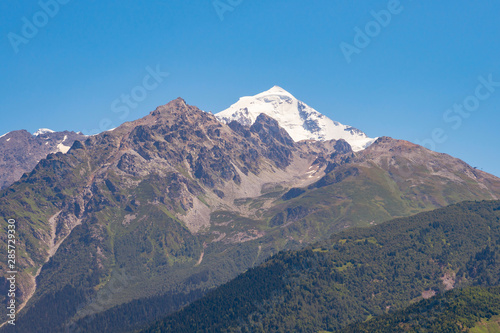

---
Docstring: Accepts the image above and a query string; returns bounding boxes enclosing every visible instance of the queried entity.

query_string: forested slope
[143,200,500,333]
[342,286,500,332]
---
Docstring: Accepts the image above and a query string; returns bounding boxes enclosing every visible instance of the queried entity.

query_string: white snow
[57,135,71,153]
[33,128,55,136]
[88,127,116,136]
[216,86,377,152]
[57,143,71,153]
[6,138,10,142]
[0,132,8,139]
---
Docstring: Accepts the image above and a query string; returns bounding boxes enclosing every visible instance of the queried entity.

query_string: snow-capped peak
[33,128,55,136]
[215,86,377,152]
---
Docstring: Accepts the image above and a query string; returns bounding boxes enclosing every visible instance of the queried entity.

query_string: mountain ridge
[0,129,85,189]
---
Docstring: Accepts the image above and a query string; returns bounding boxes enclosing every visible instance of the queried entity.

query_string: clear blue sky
[1,1,499,176]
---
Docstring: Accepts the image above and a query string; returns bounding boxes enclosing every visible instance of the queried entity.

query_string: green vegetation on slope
[263,162,500,246]
[471,315,500,333]
[0,149,92,306]
[342,286,500,332]
[142,200,500,333]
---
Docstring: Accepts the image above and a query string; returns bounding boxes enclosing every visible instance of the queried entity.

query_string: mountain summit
[216,86,377,151]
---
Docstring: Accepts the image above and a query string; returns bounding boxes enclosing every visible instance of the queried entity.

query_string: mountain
[1,97,500,332]
[143,200,500,333]
[216,86,377,152]
[0,98,338,332]
[0,129,85,189]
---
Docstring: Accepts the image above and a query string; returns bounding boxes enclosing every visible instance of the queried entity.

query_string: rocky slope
[0,129,85,189]
[0,98,499,332]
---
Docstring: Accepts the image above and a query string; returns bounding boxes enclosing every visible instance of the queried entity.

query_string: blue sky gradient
[1,0,499,175]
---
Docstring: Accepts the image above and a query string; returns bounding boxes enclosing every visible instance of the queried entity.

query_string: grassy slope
[0,149,92,305]
[471,316,500,333]
[258,162,499,247]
